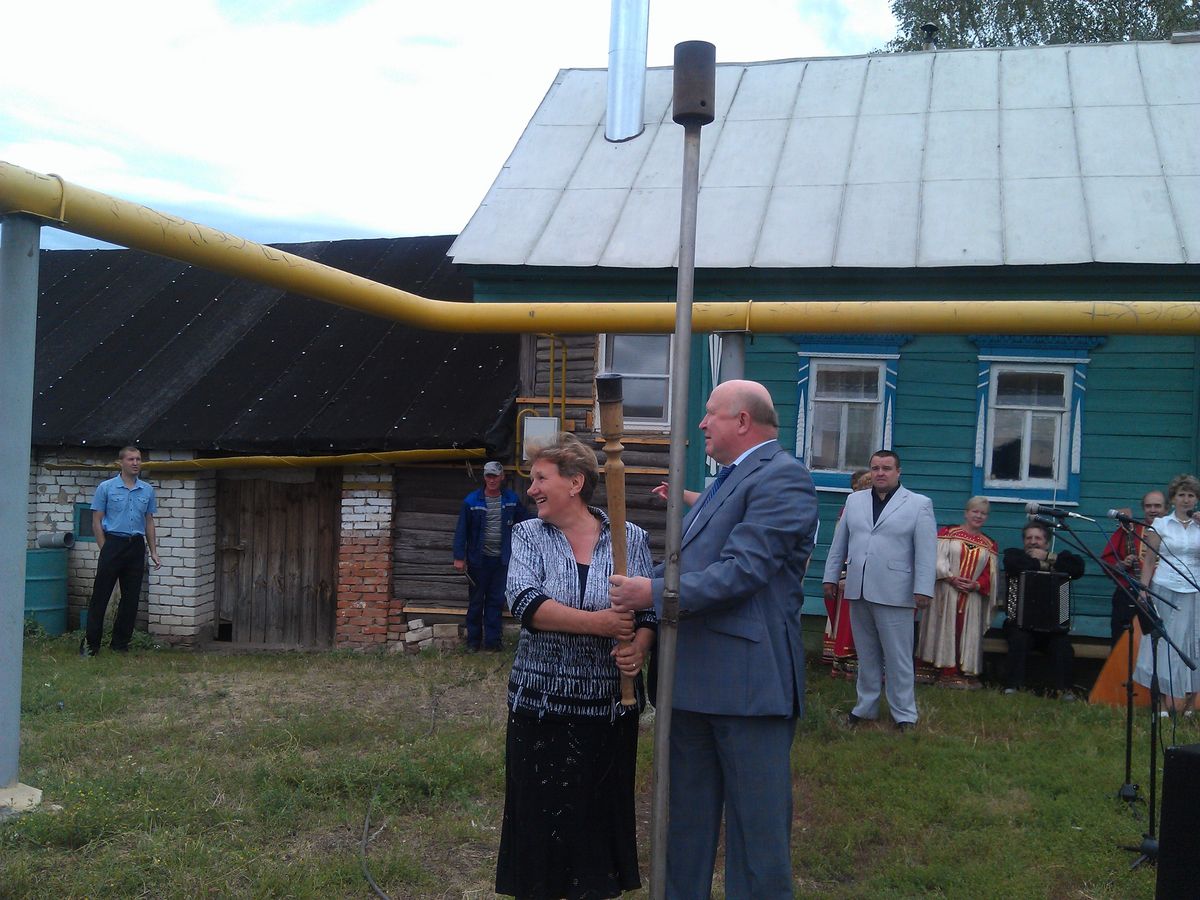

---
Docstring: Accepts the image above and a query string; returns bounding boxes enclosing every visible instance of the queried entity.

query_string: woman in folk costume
[917,496,999,689]
[822,469,871,678]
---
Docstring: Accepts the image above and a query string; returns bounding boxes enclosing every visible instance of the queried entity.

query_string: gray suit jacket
[651,440,818,717]
[821,485,937,608]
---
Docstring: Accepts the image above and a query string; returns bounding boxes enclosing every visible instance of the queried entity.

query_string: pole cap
[673,41,716,127]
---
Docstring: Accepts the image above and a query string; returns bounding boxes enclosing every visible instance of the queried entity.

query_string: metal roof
[33,237,520,454]
[450,40,1200,269]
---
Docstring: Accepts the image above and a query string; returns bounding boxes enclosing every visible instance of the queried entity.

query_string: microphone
[1024,502,1096,523]
[1028,514,1062,528]
[1108,509,1138,524]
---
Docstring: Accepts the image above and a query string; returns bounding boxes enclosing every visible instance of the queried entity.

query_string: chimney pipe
[605,0,649,142]
[921,22,939,51]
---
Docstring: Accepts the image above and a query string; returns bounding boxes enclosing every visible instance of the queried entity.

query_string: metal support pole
[717,331,746,381]
[0,214,42,810]
[650,40,715,900]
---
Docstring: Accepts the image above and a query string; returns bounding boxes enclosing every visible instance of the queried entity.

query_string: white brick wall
[28,447,217,644]
[341,466,393,537]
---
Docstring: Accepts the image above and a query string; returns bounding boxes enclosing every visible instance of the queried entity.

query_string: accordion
[1006,570,1072,632]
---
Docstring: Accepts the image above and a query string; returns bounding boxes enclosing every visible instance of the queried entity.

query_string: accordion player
[1001,521,1085,694]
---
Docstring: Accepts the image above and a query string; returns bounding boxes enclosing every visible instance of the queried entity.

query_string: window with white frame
[985,365,1070,487]
[808,360,886,472]
[792,335,908,490]
[599,334,672,427]
[971,336,1102,502]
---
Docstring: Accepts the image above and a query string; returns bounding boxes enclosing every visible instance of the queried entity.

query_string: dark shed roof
[33,236,519,454]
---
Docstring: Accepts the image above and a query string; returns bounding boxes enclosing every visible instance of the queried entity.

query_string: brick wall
[146,452,216,645]
[28,448,138,628]
[335,467,400,649]
[27,447,216,644]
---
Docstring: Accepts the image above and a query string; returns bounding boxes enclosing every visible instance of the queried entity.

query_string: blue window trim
[790,334,913,490]
[73,502,97,542]
[969,335,1105,503]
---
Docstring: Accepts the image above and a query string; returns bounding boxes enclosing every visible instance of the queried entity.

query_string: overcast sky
[2,1,899,250]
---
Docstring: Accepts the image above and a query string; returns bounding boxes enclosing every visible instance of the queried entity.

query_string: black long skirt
[495,710,642,899]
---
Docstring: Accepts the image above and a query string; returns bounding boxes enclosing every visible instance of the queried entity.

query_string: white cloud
[1,0,897,248]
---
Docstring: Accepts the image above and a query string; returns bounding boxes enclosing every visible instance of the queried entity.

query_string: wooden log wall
[392,466,484,610]
[392,332,682,615]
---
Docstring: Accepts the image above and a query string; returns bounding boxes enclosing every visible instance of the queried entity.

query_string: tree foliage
[886,0,1200,51]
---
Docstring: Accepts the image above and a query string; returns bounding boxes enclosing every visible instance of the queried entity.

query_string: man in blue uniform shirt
[82,446,161,656]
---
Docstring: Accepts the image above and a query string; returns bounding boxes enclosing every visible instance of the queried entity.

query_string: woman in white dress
[1133,474,1200,715]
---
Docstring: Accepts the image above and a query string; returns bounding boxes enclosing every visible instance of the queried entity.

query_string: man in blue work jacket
[453,461,530,651]
[82,446,162,656]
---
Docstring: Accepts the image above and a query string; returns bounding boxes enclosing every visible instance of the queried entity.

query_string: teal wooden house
[449,39,1200,638]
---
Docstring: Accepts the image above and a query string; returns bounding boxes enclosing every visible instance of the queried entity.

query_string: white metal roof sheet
[924,110,999,181]
[1169,177,1200,256]
[1003,177,1093,265]
[451,40,1199,269]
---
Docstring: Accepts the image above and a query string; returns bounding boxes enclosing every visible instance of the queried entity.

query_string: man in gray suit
[822,450,936,731]
[610,379,818,900]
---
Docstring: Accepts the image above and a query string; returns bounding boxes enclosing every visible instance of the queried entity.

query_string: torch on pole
[649,40,715,900]
[596,372,637,708]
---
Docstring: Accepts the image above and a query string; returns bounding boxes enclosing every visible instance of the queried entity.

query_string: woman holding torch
[495,433,656,899]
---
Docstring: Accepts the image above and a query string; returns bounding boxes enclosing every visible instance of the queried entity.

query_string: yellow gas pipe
[43,447,487,473]
[2,160,1198,336]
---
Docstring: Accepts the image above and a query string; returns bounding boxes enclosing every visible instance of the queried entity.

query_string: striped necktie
[685,464,736,536]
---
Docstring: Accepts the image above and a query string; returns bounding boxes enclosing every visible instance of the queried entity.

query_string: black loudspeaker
[1157,743,1200,899]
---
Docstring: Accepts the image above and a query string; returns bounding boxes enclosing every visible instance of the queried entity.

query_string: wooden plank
[298,480,319,647]
[281,480,304,646]
[249,479,271,644]
[231,480,255,642]
[214,479,236,627]
[265,481,288,645]
[395,581,472,602]
[316,468,338,647]
[391,511,460,531]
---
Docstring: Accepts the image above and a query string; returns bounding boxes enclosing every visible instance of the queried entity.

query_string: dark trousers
[1004,619,1073,691]
[466,556,507,649]
[85,535,146,652]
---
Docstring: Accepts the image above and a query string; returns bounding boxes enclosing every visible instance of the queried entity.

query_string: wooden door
[215,469,338,647]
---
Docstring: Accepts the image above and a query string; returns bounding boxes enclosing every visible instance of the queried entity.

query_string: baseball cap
[483,461,505,476]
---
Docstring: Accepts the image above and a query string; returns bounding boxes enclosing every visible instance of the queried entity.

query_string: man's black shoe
[896,721,916,734]
[845,712,867,728]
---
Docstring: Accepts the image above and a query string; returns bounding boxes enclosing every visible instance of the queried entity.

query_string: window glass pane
[814,365,879,401]
[1028,414,1057,479]
[844,405,877,470]
[608,335,670,376]
[989,409,1024,481]
[623,377,668,420]
[810,403,842,469]
[995,371,1066,408]
[75,503,96,540]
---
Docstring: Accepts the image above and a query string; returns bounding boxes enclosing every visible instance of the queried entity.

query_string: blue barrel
[25,548,69,636]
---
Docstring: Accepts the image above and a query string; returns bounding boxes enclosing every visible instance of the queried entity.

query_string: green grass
[2,633,1181,898]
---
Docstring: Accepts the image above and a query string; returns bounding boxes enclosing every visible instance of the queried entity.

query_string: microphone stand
[1095,521,1147,805]
[1041,520,1195,868]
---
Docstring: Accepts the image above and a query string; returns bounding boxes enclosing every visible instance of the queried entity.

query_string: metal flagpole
[649,40,715,900]
[0,214,43,815]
